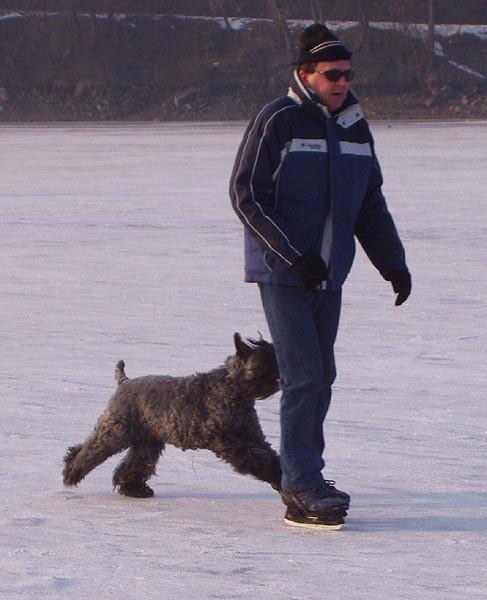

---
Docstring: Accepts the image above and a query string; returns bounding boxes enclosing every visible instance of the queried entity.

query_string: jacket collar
[288,69,363,128]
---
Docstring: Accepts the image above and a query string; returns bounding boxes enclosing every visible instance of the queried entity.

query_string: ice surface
[1,120,486,599]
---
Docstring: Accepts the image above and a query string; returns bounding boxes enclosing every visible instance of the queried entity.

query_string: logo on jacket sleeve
[339,141,372,156]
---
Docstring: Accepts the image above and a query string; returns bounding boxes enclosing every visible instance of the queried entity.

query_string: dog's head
[227,332,280,399]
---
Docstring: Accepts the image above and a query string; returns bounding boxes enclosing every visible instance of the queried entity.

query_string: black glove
[385,269,412,306]
[291,250,328,292]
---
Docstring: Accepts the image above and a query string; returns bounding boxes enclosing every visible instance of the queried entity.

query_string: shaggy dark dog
[63,334,282,498]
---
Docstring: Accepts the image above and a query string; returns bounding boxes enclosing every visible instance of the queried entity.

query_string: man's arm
[355,152,407,275]
[229,105,302,267]
[355,152,411,305]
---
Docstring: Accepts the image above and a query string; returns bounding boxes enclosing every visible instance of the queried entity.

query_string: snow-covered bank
[0,121,486,599]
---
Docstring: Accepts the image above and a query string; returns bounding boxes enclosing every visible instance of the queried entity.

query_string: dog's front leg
[212,438,282,488]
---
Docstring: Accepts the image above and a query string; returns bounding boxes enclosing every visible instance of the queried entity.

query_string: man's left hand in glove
[385,269,412,306]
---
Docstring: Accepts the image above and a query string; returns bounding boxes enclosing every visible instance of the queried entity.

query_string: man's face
[299,59,352,112]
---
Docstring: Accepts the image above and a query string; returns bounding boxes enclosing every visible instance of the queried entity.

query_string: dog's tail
[114,360,129,385]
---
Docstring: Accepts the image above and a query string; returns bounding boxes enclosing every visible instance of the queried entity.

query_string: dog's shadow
[156,490,277,501]
[61,485,486,534]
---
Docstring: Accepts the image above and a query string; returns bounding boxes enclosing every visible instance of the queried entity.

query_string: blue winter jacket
[230,71,407,290]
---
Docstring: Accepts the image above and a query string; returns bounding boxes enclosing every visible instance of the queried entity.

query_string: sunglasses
[313,68,355,82]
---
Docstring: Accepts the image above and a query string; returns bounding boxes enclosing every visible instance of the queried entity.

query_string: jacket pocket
[263,250,276,272]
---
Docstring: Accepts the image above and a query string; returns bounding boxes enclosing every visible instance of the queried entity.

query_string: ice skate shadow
[348,491,487,533]
[349,515,487,533]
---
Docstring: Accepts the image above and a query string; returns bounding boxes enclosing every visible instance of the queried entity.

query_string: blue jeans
[259,284,342,493]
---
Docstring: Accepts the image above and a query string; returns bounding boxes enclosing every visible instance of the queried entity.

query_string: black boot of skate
[280,484,349,530]
[321,479,351,505]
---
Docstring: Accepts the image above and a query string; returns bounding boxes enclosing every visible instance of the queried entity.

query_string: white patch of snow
[0,12,24,20]
[447,60,485,79]
[436,24,487,40]
[434,40,446,57]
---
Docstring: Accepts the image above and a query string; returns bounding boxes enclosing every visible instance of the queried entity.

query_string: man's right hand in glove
[291,250,328,292]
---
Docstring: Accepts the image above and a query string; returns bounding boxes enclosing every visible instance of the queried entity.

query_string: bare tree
[62,0,98,47]
[64,0,82,43]
[86,0,98,47]
[309,0,325,23]
[209,0,232,30]
[385,0,438,87]
[266,0,292,54]
[427,0,435,73]
[357,1,371,53]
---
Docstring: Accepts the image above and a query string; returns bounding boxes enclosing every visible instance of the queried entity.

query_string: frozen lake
[1,120,486,599]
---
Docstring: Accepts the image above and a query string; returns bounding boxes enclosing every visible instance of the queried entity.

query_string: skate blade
[284,517,344,531]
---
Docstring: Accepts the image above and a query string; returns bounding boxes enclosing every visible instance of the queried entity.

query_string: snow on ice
[0,120,486,599]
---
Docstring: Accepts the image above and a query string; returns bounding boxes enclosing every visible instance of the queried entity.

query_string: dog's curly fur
[63,333,282,498]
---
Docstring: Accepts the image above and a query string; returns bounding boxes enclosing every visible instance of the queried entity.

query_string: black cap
[295,23,352,64]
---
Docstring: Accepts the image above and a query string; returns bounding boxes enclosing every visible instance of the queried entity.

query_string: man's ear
[234,332,253,361]
[298,68,310,87]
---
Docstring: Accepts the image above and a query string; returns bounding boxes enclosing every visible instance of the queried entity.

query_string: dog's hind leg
[112,436,164,498]
[63,417,127,487]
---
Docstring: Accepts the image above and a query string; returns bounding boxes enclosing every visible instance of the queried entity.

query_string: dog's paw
[117,482,154,498]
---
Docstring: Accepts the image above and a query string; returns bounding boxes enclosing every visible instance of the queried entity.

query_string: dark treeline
[0,2,486,120]
[1,1,487,24]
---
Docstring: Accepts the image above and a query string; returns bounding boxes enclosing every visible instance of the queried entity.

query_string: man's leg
[311,288,342,461]
[259,284,341,493]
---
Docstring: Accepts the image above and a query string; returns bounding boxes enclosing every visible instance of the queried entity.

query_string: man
[229,23,411,529]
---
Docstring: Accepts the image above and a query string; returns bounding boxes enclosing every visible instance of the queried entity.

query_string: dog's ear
[234,332,253,361]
